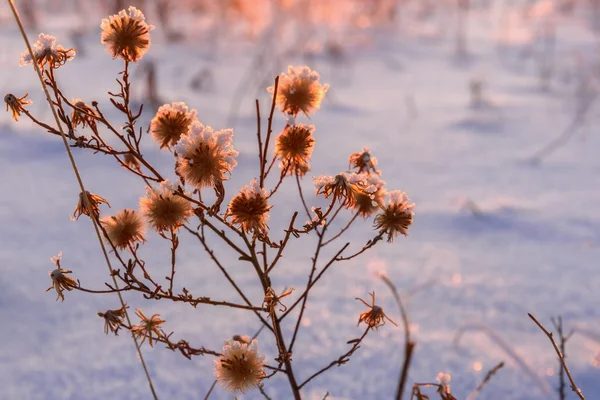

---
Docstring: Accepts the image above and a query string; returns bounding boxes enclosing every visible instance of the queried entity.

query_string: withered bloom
[70,99,98,131]
[226,179,270,234]
[100,209,146,250]
[150,102,197,149]
[353,175,386,218]
[349,146,381,175]
[275,124,315,176]
[175,121,238,189]
[373,190,415,242]
[98,304,128,335]
[19,33,76,69]
[130,308,165,347]
[100,6,154,63]
[72,191,110,220]
[313,172,373,208]
[123,153,141,171]
[46,252,78,302]
[356,292,397,329]
[262,287,294,313]
[139,180,193,232]
[4,93,31,122]
[214,339,266,393]
[268,65,329,117]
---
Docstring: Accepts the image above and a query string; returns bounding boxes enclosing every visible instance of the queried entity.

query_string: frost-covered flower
[19,33,75,69]
[436,372,452,394]
[46,251,77,302]
[226,179,270,234]
[275,124,315,176]
[373,191,414,242]
[100,6,154,63]
[72,191,110,220]
[175,121,238,189]
[353,175,386,218]
[150,102,197,149]
[348,147,381,175]
[139,180,193,232]
[131,308,165,347]
[4,93,31,122]
[70,99,97,130]
[101,209,146,250]
[268,65,329,117]
[214,339,266,393]
[98,304,128,335]
[313,172,373,208]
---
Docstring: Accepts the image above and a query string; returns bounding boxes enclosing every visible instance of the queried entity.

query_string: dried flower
[100,6,154,63]
[150,102,197,149]
[123,153,141,171]
[139,180,193,232]
[175,121,238,190]
[19,33,75,69]
[262,287,294,313]
[214,339,266,393]
[268,65,329,117]
[131,308,165,347]
[70,99,98,131]
[313,172,373,208]
[231,335,251,345]
[46,251,78,302]
[72,191,110,220]
[4,93,31,122]
[373,190,414,242]
[356,292,397,329]
[101,209,146,250]
[226,179,271,234]
[349,147,381,175]
[98,304,128,335]
[275,124,315,176]
[436,372,452,395]
[353,175,386,218]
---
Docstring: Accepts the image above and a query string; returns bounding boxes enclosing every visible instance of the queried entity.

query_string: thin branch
[528,313,585,399]
[467,361,505,400]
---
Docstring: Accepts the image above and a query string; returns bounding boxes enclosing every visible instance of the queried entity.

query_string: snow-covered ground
[2,1,600,399]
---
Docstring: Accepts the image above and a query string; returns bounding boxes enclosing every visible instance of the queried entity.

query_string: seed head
[313,172,374,208]
[19,33,75,69]
[352,174,386,218]
[348,147,381,175]
[101,209,146,250]
[214,339,266,393]
[100,6,154,63]
[268,65,329,117]
[373,190,414,242]
[139,180,193,233]
[150,102,197,149]
[98,304,128,335]
[4,93,32,122]
[123,153,141,171]
[72,191,110,220]
[46,252,78,302]
[175,121,238,190]
[70,99,98,130]
[226,179,270,234]
[131,308,165,347]
[356,291,398,329]
[275,124,315,176]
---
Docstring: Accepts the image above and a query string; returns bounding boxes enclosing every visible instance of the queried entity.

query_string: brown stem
[528,313,585,400]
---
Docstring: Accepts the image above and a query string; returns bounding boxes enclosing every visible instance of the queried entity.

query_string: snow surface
[1,1,600,399]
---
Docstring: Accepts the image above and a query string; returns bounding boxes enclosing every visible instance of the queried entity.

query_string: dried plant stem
[299,327,370,389]
[261,76,280,184]
[528,313,585,399]
[7,1,158,398]
[380,275,415,400]
[322,213,358,246]
[467,361,505,400]
[551,316,574,400]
